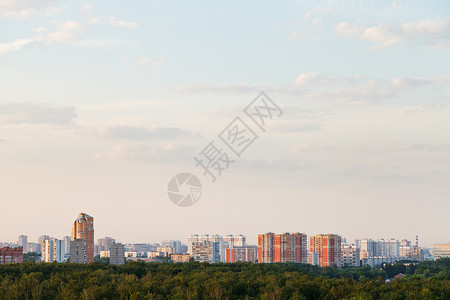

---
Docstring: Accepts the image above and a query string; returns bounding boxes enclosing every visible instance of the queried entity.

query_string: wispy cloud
[0,38,35,55]
[173,73,434,106]
[0,0,58,19]
[335,18,450,49]
[290,142,450,154]
[0,102,77,125]
[97,125,192,140]
[109,16,138,29]
[137,57,165,67]
[0,17,126,56]
[94,143,193,162]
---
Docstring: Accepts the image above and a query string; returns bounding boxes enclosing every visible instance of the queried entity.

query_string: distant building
[157,246,174,256]
[433,244,450,260]
[191,241,219,263]
[362,256,399,267]
[42,239,65,263]
[110,243,125,265]
[226,246,257,263]
[72,213,94,263]
[100,251,110,258]
[400,239,411,247]
[341,244,360,267]
[70,239,86,263]
[359,238,400,257]
[308,251,319,266]
[18,235,28,253]
[161,240,182,254]
[171,254,192,262]
[258,232,307,264]
[28,243,41,253]
[125,252,138,258]
[188,234,227,262]
[147,251,165,258]
[310,234,342,268]
[223,234,246,247]
[38,235,50,245]
[63,236,71,255]
[0,247,23,264]
[132,244,153,252]
[97,237,116,253]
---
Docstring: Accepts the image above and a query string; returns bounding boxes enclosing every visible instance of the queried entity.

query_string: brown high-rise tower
[71,213,94,263]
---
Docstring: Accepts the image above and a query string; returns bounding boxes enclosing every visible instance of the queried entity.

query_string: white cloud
[288,32,298,41]
[0,17,125,56]
[45,6,65,16]
[335,18,450,48]
[32,27,47,33]
[295,72,345,86]
[311,18,322,26]
[290,142,450,154]
[97,125,191,140]
[94,143,193,162]
[391,78,431,89]
[0,102,77,125]
[0,38,35,55]
[45,20,82,43]
[109,16,138,29]
[153,58,164,68]
[0,0,58,19]
[73,39,123,48]
[173,73,436,106]
[138,57,152,65]
[173,82,258,94]
[274,122,322,133]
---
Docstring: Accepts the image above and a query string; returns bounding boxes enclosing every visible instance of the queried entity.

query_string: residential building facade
[110,243,125,265]
[0,247,23,264]
[71,213,94,263]
[258,232,307,264]
[310,234,342,268]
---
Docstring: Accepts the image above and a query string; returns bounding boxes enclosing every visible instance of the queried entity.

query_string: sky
[0,0,449,248]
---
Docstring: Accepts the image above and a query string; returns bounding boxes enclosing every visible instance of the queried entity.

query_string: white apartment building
[191,241,219,263]
[42,239,65,263]
[341,244,360,267]
[188,234,226,262]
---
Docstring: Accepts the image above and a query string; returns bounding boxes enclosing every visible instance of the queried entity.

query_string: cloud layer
[335,18,450,48]
[0,102,77,125]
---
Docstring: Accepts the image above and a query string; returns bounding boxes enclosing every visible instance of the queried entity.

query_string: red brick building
[226,246,257,263]
[0,247,23,264]
[72,213,94,263]
[258,232,307,263]
[310,234,342,268]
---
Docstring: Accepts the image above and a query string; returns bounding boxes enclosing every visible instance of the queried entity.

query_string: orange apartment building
[310,234,342,268]
[226,246,257,263]
[71,213,94,263]
[258,232,307,263]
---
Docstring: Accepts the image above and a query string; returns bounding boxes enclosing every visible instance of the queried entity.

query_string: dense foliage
[0,259,448,299]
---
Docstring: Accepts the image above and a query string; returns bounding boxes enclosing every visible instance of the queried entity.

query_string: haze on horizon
[1,0,449,248]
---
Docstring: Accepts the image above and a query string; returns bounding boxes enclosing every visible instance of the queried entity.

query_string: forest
[0,258,448,299]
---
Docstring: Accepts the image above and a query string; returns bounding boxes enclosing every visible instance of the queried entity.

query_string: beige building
[171,254,191,262]
[70,239,86,263]
[110,243,125,265]
[433,244,450,260]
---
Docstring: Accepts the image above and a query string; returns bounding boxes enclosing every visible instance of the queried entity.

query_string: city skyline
[1,0,449,248]
[3,228,444,250]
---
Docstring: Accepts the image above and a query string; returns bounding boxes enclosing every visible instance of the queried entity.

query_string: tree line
[0,258,448,299]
